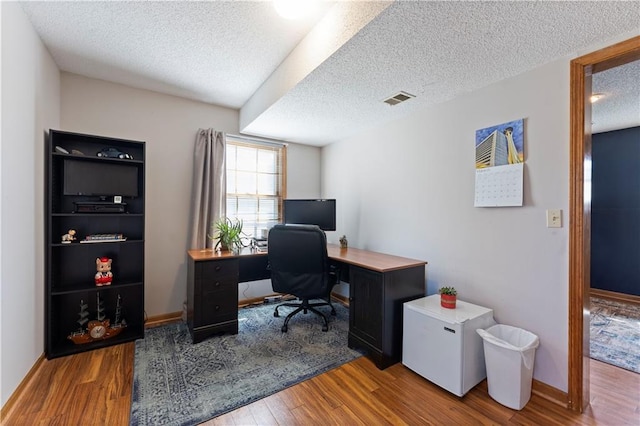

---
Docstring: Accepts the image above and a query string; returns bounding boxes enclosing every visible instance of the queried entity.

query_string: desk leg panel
[383,265,426,367]
[348,332,396,369]
[348,264,425,370]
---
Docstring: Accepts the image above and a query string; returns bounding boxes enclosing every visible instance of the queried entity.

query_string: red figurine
[95,257,113,286]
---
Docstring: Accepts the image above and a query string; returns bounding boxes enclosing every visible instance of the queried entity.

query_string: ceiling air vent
[383,91,415,106]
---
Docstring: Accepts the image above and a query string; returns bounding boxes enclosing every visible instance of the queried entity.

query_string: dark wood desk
[187,244,426,369]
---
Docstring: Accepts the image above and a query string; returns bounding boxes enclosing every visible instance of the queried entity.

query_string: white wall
[322,58,571,391]
[1,2,60,407]
[61,74,322,312]
[286,143,321,198]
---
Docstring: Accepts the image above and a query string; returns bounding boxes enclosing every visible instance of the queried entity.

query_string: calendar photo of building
[475,119,524,169]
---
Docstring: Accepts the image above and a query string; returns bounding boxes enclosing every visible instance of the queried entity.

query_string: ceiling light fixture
[274,0,316,20]
[590,93,605,103]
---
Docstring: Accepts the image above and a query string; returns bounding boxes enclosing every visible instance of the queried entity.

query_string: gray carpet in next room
[590,297,640,374]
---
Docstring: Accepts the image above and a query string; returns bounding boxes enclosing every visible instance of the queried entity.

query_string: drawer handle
[215,266,221,272]
[215,281,220,287]
[215,305,220,311]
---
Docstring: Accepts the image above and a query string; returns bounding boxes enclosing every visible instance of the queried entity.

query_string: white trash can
[476,324,539,410]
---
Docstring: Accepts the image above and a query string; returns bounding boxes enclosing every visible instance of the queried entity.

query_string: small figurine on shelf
[339,235,348,249]
[95,257,113,286]
[61,229,77,243]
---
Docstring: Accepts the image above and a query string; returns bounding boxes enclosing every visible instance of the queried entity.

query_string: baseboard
[144,294,300,327]
[590,288,640,306]
[0,353,46,420]
[145,311,182,328]
[531,379,569,408]
[239,293,286,308]
[331,292,349,306]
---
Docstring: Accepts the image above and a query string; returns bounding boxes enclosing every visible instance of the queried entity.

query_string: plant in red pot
[438,286,457,309]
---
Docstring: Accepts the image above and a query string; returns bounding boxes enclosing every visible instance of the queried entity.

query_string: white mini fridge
[402,295,495,396]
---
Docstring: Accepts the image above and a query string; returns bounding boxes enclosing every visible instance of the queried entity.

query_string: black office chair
[268,224,338,332]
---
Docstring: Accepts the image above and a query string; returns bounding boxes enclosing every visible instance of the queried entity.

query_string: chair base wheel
[274,298,333,333]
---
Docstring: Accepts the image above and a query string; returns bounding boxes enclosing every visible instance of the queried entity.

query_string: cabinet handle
[215,305,220,311]
[215,266,221,272]
[215,282,220,287]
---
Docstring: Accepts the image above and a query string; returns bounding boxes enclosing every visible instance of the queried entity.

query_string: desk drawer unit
[187,257,239,343]
[199,278,237,325]
[199,260,237,283]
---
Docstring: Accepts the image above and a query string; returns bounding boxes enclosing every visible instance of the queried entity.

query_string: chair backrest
[268,224,331,299]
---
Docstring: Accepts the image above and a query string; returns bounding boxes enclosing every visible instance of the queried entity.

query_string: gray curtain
[189,129,226,249]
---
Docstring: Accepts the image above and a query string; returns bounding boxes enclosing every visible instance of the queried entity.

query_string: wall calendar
[474,119,524,207]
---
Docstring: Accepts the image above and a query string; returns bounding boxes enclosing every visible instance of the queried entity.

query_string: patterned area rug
[130,301,362,426]
[590,297,640,373]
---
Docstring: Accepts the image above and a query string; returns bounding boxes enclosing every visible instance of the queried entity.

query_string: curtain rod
[227,133,288,148]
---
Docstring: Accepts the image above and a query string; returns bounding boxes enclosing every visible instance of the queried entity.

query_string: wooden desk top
[189,245,426,274]
[188,247,264,261]
[327,244,426,273]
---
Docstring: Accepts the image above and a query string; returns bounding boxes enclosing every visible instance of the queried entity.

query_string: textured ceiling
[20,1,334,108]
[20,1,640,146]
[592,60,640,134]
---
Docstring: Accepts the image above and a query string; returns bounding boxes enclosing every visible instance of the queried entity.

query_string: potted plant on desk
[438,286,457,309]
[211,217,245,252]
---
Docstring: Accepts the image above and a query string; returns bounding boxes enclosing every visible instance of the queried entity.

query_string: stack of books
[80,233,127,243]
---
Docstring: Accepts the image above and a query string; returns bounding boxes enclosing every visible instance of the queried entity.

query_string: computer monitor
[282,199,336,231]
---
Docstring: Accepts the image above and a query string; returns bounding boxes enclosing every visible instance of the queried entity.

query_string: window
[226,137,286,238]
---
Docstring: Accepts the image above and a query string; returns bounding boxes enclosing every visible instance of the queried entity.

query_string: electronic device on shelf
[282,199,336,231]
[73,201,127,213]
[80,233,127,243]
[252,237,268,252]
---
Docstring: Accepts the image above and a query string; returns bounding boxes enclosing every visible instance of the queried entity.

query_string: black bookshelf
[45,129,145,359]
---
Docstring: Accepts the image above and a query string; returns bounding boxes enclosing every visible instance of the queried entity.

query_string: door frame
[568,35,640,411]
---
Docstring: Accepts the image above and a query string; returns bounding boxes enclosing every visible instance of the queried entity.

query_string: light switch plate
[546,209,562,228]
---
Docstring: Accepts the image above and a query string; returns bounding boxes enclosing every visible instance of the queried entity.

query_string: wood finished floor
[3,342,639,425]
